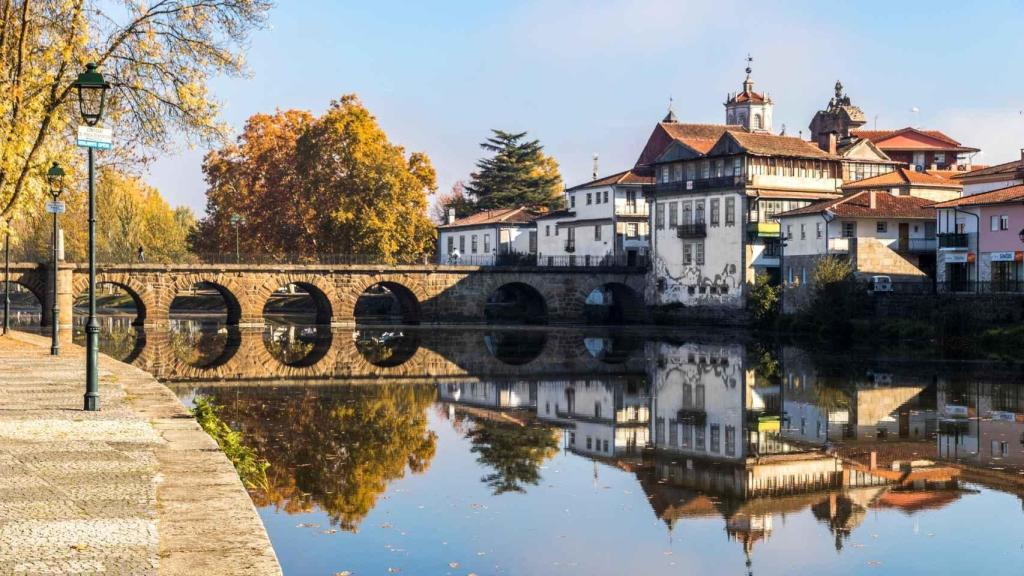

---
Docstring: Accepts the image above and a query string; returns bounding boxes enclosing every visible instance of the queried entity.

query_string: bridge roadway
[5,262,647,327]
[119,326,648,384]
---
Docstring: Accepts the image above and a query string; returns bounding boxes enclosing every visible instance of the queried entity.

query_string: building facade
[952,152,1024,196]
[851,127,979,172]
[933,184,1024,290]
[436,207,538,265]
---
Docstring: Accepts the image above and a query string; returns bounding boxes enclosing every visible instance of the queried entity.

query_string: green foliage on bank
[192,396,270,490]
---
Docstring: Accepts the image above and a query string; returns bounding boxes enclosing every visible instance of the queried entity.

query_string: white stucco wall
[964,179,1022,197]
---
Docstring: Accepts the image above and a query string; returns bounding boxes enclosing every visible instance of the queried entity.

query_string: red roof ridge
[932,183,1024,208]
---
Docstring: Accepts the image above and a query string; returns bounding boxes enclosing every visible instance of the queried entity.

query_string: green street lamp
[230,213,244,263]
[46,162,65,356]
[73,62,110,411]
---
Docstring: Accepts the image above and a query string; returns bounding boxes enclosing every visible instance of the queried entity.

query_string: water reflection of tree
[262,328,316,365]
[212,385,437,531]
[96,325,140,362]
[169,327,229,367]
[467,419,560,495]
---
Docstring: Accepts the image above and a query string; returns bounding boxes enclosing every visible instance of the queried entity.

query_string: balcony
[897,237,938,253]
[642,175,745,196]
[747,221,780,238]
[564,239,576,253]
[938,233,969,249]
[615,204,649,217]
[676,223,707,238]
[828,238,850,253]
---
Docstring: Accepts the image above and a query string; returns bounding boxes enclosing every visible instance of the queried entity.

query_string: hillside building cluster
[437,59,1023,316]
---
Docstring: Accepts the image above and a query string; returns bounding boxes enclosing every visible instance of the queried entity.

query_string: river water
[68,317,1024,575]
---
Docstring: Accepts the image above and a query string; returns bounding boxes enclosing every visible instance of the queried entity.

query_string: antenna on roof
[745,53,753,76]
[592,153,599,180]
[780,123,786,136]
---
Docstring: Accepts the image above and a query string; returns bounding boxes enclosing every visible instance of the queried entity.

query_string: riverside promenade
[0,331,281,575]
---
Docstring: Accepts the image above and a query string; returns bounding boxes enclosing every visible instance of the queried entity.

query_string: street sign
[76,125,113,150]
[45,200,66,214]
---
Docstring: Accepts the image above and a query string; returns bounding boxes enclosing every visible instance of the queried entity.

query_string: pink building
[933,184,1024,290]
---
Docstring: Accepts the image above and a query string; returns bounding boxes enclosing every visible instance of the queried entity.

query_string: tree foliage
[0,0,270,225]
[748,272,780,326]
[12,166,195,262]
[467,419,560,495]
[431,180,476,223]
[195,96,437,259]
[465,130,563,211]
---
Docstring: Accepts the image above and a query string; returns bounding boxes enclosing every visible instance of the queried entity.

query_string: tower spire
[662,95,678,123]
[743,54,754,93]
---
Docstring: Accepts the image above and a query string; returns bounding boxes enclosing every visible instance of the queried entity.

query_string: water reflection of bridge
[130,326,649,384]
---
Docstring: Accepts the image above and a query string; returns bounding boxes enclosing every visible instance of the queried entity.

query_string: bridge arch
[0,279,45,326]
[257,274,336,325]
[581,281,646,324]
[484,281,548,324]
[71,275,151,326]
[344,275,427,324]
[168,274,244,325]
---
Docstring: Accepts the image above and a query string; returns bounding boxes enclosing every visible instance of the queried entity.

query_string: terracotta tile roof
[566,169,653,191]
[777,190,935,219]
[725,130,836,159]
[932,183,1024,208]
[852,127,962,147]
[635,122,741,167]
[843,167,962,190]
[952,158,1022,180]
[532,208,575,221]
[730,90,767,104]
[438,206,539,228]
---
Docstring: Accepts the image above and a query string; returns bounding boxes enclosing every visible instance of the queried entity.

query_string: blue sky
[146,0,1024,213]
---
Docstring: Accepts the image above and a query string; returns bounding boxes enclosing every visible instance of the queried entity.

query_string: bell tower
[725,55,773,132]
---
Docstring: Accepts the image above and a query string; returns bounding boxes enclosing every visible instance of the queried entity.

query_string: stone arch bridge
[5,262,646,327]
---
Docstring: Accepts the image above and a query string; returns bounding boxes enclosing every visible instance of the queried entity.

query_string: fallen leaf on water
[321,529,338,535]
[448,562,460,568]
[296,523,320,529]
[335,572,351,576]
[381,522,393,529]
[387,568,401,574]
[868,561,882,567]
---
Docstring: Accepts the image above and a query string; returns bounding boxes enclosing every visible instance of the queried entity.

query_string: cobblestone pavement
[0,332,281,576]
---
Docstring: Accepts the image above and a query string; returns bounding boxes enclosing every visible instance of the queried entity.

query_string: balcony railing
[897,237,938,253]
[642,175,745,196]
[615,204,649,217]
[938,233,969,249]
[675,223,707,238]
[747,221,780,238]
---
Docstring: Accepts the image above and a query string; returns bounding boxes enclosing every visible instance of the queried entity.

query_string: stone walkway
[0,332,281,575]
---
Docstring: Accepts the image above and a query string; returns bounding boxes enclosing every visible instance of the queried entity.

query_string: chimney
[1020,148,1024,162]
[869,190,877,210]
[827,132,838,156]
[446,207,456,225]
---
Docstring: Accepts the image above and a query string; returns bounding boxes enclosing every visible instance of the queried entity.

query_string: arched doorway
[583,283,645,324]
[485,283,547,324]
[354,282,420,324]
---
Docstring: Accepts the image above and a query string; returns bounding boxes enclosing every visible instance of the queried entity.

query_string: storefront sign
[991,411,1016,422]
[945,405,968,417]
[991,251,1016,262]
[945,253,968,264]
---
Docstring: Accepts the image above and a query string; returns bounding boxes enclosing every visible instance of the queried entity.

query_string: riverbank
[0,331,281,575]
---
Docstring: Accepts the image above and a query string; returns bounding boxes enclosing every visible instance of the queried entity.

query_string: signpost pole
[84,146,99,411]
[51,205,60,355]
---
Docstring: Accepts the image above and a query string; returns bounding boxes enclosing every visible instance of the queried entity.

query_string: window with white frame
[816,222,822,239]
[655,203,665,229]
[603,190,609,203]
[683,243,692,265]
[471,235,478,253]
[696,241,705,265]
[695,201,705,224]
[1001,215,1009,230]
[459,235,466,252]
[545,225,550,237]
[682,202,692,225]
[594,225,601,240]
[570,195,576,208]
[669,201,678,228]
[800,223,806,240]
[877,221,888,233]
[483,234,490,253]
[586,192,592,205]
[627,223,638,238]
[842,222,856,238]
[447,236,454,253]
[710,198,720,226]
[992,215,1000,231]
[725,197,735,225]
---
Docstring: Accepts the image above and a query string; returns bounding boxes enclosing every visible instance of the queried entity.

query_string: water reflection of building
[937,382,1024,469]
[438,381,537,410]
[536,378,650,458]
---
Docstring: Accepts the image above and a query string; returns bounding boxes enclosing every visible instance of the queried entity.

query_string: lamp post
[73,62,110,412]
[47,162,65,355]
[3,218,9,335]
[230,213,243,263]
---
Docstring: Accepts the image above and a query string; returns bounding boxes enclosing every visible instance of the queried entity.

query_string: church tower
[724,56,773,132]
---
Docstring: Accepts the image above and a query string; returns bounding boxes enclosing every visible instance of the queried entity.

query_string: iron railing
[937,233,969,249]
[900,238,938,252]
[675,223,707,239]
[615,205,650,217]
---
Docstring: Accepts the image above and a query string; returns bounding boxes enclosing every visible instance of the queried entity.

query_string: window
[483,234,490,253]
[816,222,822,239]
[733,157,742,177]
[673,164,683,181]
[710,199,720,226]
[669,201,678,228]
[682,202,692,225]
[660,166,669,183]
[695,201,705,224]
[696,241,705,265]
[447,236,454,253]
[800,223,806,240]
[701,160,710,179]
[545,225,550,237]
[529,230,537,253]
[570,195,576,208]
[710,425,720,453]
[627,223,638,238]
[686,163,696,180]
[669,419,678,446]
[655,203,665,229]
[603,190,609,203]
[934,152,946,166]
[683,243,693,265]
[656,418,665,445]
[459,235,466,252]
[753,114,762,130]
[471,235,478,253]
[842,222,856,238]
[786,225,793,240]
[586,437,592,450]
[1001,215,1009,230]
[695,426,706,450]
[725,197,735,225]
[877,221,888,233]
[725,425,736,456]
[992,215,1000,231]
[715,159,724,177]
[594,225,601,241]
[586,192,592,205]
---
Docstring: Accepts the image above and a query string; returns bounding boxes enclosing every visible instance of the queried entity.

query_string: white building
[436,207,538,265]
[537,379,650,458]
[952,152,1024,196]
[534,169,651,267]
